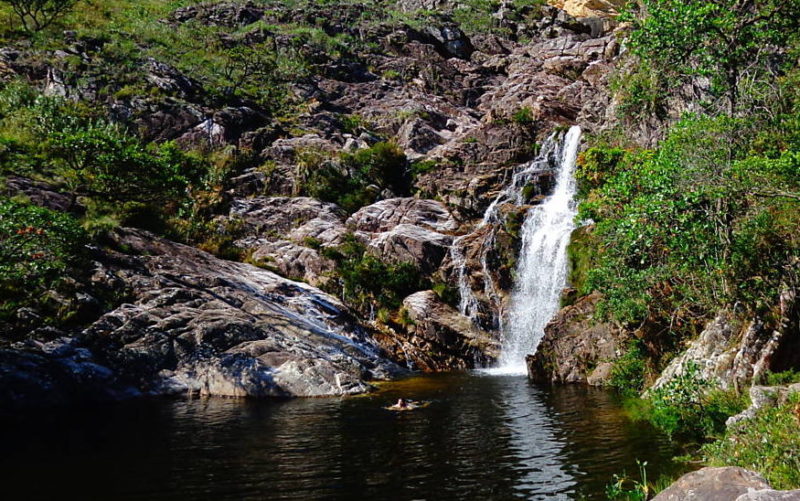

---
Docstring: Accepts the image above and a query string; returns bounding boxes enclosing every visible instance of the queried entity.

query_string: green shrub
[646,362,748,440]
[0,198,88,327]
[321,234,428,314]
[702,392,800,490]
[511,107,534,126]
[609,341,647,396]
[303,142,408,213]
[579,116,800,331]
[763,370,800,386]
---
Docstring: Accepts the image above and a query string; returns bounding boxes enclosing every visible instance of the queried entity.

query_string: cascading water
[449,132,565,329]
[450,126,581,373]
[495,125,582,373]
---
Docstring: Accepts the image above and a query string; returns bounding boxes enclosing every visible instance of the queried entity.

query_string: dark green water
[0,373,683,500]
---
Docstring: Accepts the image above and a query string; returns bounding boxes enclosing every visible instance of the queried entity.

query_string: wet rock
[374,291,498,371]
[527,293,626,385]
[652,467,800,501]
[96,228,403,396]
[0,338,139,411]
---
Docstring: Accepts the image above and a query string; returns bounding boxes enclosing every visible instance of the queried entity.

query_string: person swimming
[386,398,430,411]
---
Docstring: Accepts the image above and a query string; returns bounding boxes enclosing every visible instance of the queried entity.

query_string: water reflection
[0,373,682,500]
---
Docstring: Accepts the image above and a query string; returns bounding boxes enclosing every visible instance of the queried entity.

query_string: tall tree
[624,0,800,114]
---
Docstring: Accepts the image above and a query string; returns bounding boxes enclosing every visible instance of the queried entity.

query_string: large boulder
[0,227,404,407]
[347,198,459,272]
[346,198,458,233]
[527,293,626,384]
[653,467,800,501]
[225,197,349,285]
[373,291,498,371]
[365,224,453,273]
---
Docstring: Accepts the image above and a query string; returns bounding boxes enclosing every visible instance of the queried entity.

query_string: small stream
[0,373,684,500]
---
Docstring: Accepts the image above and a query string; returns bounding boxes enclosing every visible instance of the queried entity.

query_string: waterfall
[449,126,581,373]
[449,132,567,329]
[496,125,582,373]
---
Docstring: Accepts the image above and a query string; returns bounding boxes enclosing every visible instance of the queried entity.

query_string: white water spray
[450,132,567,329]
[494,125,582,374]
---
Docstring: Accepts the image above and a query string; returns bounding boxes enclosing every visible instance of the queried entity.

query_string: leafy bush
[622,0,800,113]
[321,234,428,314]
[702,392,800,489]
[646,363,748,440]
[609,341,647,396]
[0,198,88,326]
[304,142,408,213]
[763,370,800,386]
[0,85,211,235]
[579,116,800,332]
[511,107,534,126]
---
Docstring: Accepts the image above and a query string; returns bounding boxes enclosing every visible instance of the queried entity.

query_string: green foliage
[702,392,800,489]
[321,234,428,314]
[609,341,647,396]
[48,123,204,205]
[2,0,78,32]
[431,280,459,308]
[410,159,438,178]
[610,61,668,121]
[511,107,534,126]
[579,116,800,329]
[304,142,408,213]
[623,0,800,113]
[763,370,800,386]
[0,83,214,238]
[0,198,88,325]
[646,363,748,440]
[606,460,651,501]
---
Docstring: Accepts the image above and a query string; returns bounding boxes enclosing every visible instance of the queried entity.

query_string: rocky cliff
[0,0,626,406]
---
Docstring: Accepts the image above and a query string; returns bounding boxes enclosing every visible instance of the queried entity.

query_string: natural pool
[0,373,685,500]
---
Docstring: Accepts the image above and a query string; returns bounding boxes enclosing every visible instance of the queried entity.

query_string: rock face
[0,0,634,404]
[653,467,800,501]
[527,293,626,385]
[726,383,800,427]
[374,291,498,371]
[548,0,626,18]
[651,289,800,391]
[0,227,405,407]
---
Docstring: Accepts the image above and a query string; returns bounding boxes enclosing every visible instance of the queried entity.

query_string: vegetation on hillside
[574,0,800,491]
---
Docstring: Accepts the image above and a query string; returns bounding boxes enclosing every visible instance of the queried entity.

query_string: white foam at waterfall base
[486,126,582,376]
